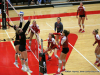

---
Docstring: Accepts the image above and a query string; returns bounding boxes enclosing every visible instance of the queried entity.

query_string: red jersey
[28,24,40,33]
[47,38,57,49]
[60,36,68,48]
[94,34,100,46]
[77,6,86,16]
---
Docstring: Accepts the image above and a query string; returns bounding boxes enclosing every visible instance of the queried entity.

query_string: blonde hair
[16,28,20,34]
[33,20,36,23]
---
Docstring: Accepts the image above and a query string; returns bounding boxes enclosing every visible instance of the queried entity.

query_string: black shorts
[19,45,26,52]
[57,31,62,33]
[14,41,20,46]
[31,31,34,34]
[79,15,85,18]
[62,48,69,54]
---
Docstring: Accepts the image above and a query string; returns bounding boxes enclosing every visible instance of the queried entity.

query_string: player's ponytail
[51,34,55,39]
[95,29,99,34]
[63,30,70,37]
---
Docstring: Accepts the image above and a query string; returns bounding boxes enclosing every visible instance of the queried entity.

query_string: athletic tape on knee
[16,53,18,55]
[57,41,59,44]
[82,24,84,26]
[55,55,58,58]
[29,41,31,44]
[62,59,66,62]
[19,54,21,56]
[25,58,28,62]
[97,55,100,58]
[59,60,62,63]
[79,24,81,25]
[21,58,24,60]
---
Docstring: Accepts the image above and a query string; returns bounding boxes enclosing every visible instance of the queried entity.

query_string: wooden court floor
[0,3,100,75]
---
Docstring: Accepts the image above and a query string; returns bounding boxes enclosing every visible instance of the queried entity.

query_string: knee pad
[55,55,58,58]
[59,60,62,64]
[57,41,59,44]
[21,58,24,60]
[15,53,18,55]
[19,54,21,56]
[79,24,81,26]
[29,41,31,44]
[62,59,66,62]
[25,58,28,62]
[97,55,100,58]
[82,24,84,26]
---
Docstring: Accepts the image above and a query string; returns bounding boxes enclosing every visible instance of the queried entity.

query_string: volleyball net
[1,0,48,74]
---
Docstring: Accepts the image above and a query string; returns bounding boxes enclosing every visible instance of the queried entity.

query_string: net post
[6,1,10,28]
[41,39,43,53]
[2,0,6,29]
[39,39,47,75]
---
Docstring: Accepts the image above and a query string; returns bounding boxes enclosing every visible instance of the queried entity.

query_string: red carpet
[0,10,100,22]
[0,33,78,75]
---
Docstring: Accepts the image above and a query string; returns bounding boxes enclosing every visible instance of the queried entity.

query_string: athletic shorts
[62,47,69,54]
[19,45,26,52]
[14,41,20,46]
[79,15,85,18]
[57,31,62,33]
[51,45,58,49]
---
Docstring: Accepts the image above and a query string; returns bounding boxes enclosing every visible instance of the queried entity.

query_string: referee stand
[39,39,47,75]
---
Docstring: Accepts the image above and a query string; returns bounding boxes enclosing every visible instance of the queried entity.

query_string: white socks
[22,64,25,67]
[99,61,100,63]
[15,60,18,63]
[96,58,99,61]
[62,66,65,70]
[58,68,60,72]
[26,66,29,69]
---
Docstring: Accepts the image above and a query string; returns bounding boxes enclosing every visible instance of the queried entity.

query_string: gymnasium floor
[0,3,100,75]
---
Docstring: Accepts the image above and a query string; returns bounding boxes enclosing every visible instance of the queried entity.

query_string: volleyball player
[44,34,59,60]
[16,17,32,73]
[93,29,100,67]
[7,12,24,68]
[54,30,70,75]
[76,2,88,33]
[54,17,63,48]
[26,20,40,51]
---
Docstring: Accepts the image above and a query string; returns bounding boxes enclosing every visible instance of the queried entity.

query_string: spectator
[31,0,34,5]
[28,0,37,6]
[28,0,31,6]
[44,0,51,5]
[34,0,37,5]
[38,0,42,5]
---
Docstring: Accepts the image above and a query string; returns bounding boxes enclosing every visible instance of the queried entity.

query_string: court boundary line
[46,22,100,72]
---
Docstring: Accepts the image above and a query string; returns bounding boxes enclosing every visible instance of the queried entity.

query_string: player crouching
[44,33,59,61]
